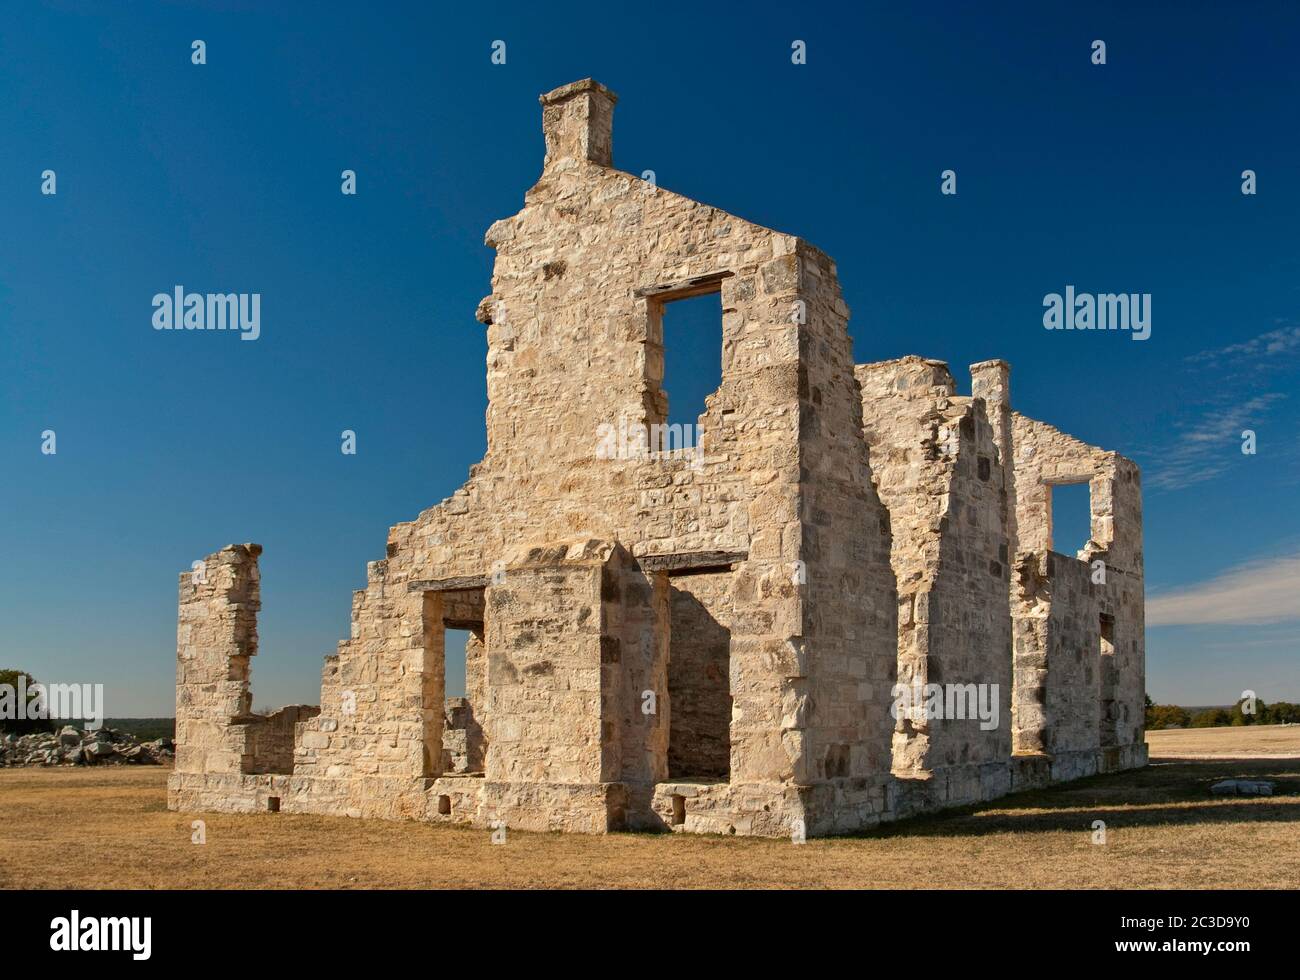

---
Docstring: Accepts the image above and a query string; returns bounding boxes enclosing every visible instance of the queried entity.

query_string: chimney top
[539,78,618,107]
[970,359,1012,406]
[539,78,618,169]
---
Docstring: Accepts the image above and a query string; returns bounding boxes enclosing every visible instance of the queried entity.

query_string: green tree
[0,669,56,736]
[1264,702,1300,724]
[1229,695,1267,726]
[1148,704,1191,729]
[1190,708,1231,728]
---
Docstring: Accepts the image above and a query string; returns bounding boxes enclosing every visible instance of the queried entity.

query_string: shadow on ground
[865,758,1300,840]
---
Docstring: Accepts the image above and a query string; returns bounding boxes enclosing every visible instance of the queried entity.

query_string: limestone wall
[1010,413,1142,571]
[484,546,601,785]
[667,572,732,779]
[295,80,818,808]
[170,544,321,820]
[447,539,671,832]
[604,543,670,825]
[1018,553,1100,756]
[857,357,1013,795]
[168,78,1147,837]
[173,544,263,776]
[1009,549,1141,779]
[442,697,485,773]
[1008,412,1145,765]
[243,704,319,776]
[795,244,899,834]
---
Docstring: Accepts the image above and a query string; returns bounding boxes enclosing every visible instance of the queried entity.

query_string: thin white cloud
[1187,322,1300,364]
[1144,393,1284,491]
[1147,551,1300,626]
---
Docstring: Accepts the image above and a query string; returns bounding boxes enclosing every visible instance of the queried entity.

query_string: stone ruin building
[168,79,1146,838]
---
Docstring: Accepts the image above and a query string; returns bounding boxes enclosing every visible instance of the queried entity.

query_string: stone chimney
[970,359,1011,421]
[970,358,1017,550]
[539,78,617,169]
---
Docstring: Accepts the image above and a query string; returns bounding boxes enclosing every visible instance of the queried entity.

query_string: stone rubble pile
[1211,778,1275,796]
[0,726,174,767]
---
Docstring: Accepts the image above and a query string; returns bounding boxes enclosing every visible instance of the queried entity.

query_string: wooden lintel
[638,550,748,575]
[635,271,733,301]
[442,618,485,632]
[410,550,747,591]
[409,575,489,593]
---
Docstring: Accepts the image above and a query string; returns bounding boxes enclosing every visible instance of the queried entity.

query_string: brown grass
[1146,723,1300,758]
[2,756,1298,889]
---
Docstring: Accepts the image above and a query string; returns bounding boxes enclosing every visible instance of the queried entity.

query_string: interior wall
[667,572,733,779]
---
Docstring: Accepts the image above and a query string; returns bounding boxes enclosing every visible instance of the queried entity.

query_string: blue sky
[2,1,1297,714]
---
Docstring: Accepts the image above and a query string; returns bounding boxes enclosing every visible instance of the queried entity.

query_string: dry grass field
[2,729,1297,889]
[1146,723,1300,758]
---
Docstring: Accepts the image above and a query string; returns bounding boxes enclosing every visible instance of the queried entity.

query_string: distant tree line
[1145,693,1300,730]
[0,669,53,735]
[0,668,173,740]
